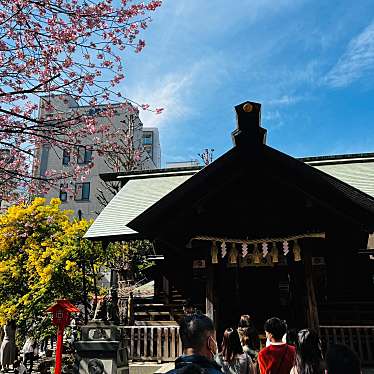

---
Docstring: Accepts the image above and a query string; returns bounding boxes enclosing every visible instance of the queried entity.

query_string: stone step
[134,320,178,326]
[134,311,170,316]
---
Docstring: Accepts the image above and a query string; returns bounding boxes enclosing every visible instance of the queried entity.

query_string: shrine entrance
[218,266,281,328]
[201,240,309,340]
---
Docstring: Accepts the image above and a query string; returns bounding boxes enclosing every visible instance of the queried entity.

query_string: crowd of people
[0,310,364,374]
[0,319,79,374]
[168,313,362,374]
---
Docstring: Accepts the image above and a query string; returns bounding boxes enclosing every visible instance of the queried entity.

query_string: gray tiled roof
[84,173,194,239]
[305,156,374,198]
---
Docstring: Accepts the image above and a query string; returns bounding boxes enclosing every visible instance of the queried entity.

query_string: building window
[87,107,104,116]
[143,133,153,145]
[77,146,92,164]
[62,149,70,166]
[143,144,153,158]
[75,182,90,201]
[59,184,68,202]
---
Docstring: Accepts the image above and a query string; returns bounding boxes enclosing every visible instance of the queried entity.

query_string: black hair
[295,329,324,374]
[179,314,215,350]
[264,317,287,340]
[88,358,104,373]
[286,328,299,346]
[8,320,17,328]
[183,299,194,308]
[326,344,361,374]
[238,315,260,351]
[221,328,243,363]
[238,315,252,328]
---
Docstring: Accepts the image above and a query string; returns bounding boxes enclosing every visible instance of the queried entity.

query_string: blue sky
[122,0,374,165]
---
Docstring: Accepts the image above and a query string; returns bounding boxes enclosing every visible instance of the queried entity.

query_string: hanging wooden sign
[193,259,206,269]
[240,253,274,267]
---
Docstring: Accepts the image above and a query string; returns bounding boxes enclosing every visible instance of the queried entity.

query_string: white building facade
[33,95,161,220]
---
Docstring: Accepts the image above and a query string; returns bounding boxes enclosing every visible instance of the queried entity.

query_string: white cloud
[324,20,374,87]
[267,95,304,106]
[263,110,282,121]
[170,0,306,30]
[127,55,229,129]
[262,110,284,131]
[130,70,195,129]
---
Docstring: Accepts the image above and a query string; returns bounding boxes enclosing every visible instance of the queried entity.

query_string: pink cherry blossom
[0,0,163,204]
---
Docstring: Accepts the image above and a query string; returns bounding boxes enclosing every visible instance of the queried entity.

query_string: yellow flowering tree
[0,197,107,336]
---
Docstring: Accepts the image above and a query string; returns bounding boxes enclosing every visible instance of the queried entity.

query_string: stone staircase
[133,287,186,326]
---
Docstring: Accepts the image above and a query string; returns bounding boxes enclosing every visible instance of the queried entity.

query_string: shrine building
[85,101,374,365]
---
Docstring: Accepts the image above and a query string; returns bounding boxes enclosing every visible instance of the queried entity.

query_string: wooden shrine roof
[85,101,374,242]
[128,144,374,237]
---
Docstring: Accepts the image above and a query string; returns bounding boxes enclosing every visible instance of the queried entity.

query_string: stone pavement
[2,360,374,374]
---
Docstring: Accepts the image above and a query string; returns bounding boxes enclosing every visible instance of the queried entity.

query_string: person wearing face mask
[167,314,222,374]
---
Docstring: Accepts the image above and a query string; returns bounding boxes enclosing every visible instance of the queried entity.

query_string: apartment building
[33,95,161,220]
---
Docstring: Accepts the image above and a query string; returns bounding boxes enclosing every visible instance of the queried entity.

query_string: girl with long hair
[290,329,325,374]
[237,315,260,362]
[215,328,254,374]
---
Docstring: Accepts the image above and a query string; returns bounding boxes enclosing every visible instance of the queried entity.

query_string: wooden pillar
[235,260,240,314]
[303,244,320,333]
[163,275,170,304]
[206,262,215,322]
[153,264,161,300]
[127,292,134,325]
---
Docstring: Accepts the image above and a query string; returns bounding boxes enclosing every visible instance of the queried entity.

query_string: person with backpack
[215,328,254,374]
[167,314,222,374]
[257,318,295,374]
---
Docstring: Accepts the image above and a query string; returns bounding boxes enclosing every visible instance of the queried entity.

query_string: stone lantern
[47,300,80,374]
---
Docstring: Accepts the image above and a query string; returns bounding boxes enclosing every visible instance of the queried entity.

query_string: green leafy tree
[107,241,155,283]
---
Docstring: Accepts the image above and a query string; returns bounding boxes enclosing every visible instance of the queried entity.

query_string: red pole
[55,324,64,374]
